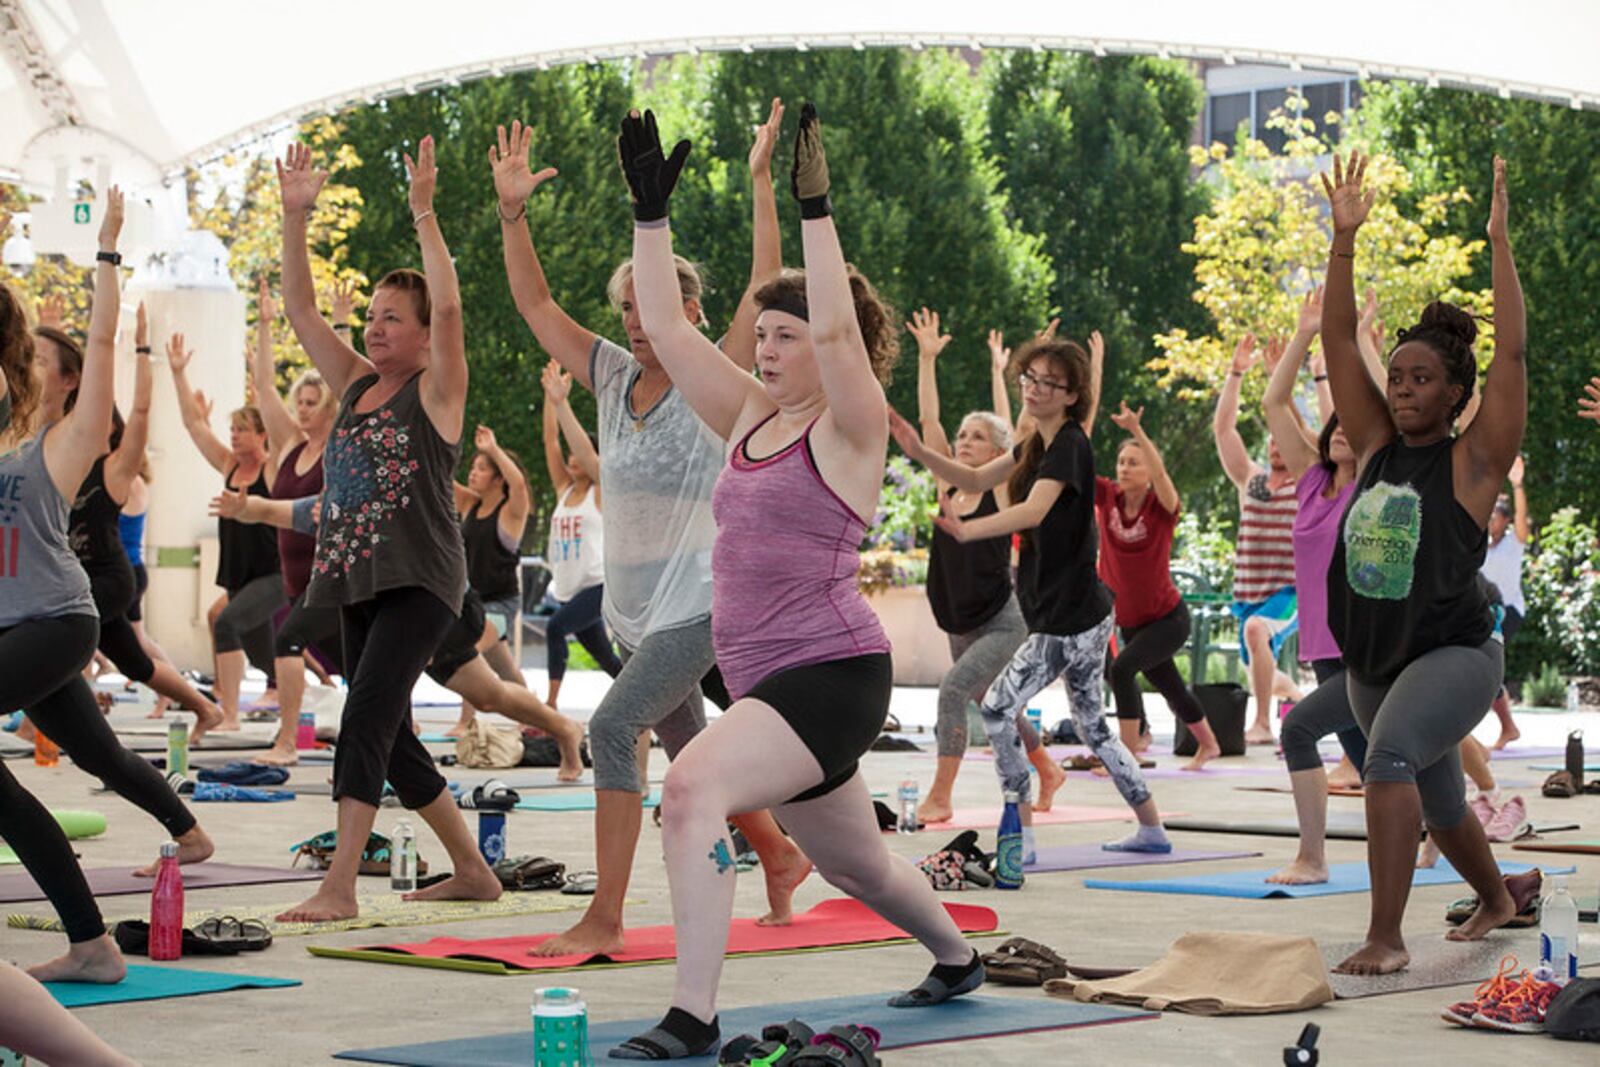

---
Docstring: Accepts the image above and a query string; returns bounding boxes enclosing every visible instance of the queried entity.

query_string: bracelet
[135,346,152,354]
[412,209,435,227]
[496,201,527,224]
[96,250,122,266]
[1229,370,1244,378]
[1331,249,1355,259]
[1313,374,1328,382]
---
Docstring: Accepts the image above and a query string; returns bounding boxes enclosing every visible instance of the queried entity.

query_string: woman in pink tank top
[608,103,984,1061]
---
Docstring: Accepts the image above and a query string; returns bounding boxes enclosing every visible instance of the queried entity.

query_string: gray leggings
[214,574,287,679]
[1347,637,1503,829]
[937,597,1033,759]
[978,614,1151,809]
[590,618,714,792]
[1281,662,1357,773]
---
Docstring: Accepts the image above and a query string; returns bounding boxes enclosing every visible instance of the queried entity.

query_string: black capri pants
[87,564,156,685]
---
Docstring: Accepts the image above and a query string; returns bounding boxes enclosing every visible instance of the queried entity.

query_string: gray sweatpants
[1347,637,1503,829]
[978,614,1151,809]
[937,597,1033,758]
[590,618,715,792]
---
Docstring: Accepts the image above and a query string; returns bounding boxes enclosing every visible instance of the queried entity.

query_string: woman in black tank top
[1320,153,1528,977]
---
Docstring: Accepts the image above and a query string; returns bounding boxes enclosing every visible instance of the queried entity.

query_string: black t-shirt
[927,487,1012,635]
[1013,423,1112,636]
[1328,437,1493,684]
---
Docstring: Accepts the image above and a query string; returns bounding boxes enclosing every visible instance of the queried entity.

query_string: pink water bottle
[149,841,184,961]
[296,711,316,750]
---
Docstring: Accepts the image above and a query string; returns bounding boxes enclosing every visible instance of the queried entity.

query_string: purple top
[1293,463,1356,663]
[711,414,890,698]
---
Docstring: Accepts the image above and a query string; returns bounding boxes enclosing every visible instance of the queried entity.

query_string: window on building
[1255,87,1290,153]
[1210,92,1251,150]
[1303,82,1345,143]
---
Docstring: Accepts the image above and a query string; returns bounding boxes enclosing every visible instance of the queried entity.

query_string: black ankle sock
[928,949,981,986]
[651,1007,719,1054]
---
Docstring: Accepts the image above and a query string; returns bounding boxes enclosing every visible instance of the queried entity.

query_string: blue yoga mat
[514,790,660,813]
[1085,860,1565,899]
[336,992,1155,1065]
[47,964,300,1008]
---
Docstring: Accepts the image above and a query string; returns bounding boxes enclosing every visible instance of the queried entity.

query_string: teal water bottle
[533,987,590,1066]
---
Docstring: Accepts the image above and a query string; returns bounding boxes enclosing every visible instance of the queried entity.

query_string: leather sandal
[1543,770,1578,798]
[980,936,1069,985]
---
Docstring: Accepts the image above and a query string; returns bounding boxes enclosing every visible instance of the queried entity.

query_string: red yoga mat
[343,898,997,971]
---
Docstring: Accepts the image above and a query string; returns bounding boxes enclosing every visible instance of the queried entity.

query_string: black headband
[758,292,809,323]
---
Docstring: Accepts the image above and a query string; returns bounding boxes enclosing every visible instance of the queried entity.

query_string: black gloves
[617,109,690,223]
[791,102,831,219]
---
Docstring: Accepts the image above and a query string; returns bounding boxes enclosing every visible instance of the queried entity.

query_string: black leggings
[1108,602,1205,726]
[274,594,344,673]
[545,583,624,681]
[88,566,155,684]
[215,575,285,684]
[332,587,455,808]
[126,562,148,622]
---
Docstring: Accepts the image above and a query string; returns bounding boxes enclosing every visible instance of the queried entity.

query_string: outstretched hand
[1263,336,1286,376]
[135,302,148,349]
[932,494,970,542]
[887,407,924,458]
[194,389,214,423]
[1320,151,1375,235]
[987,329,1010,374]
[1296,286,1324,337]
[1087,329,1105,366]
[1579,377,1600,424]
[542,361,571,404]
[277,143,329,215]
[748,97,784,176]
[490,121,559,209]
[165,332,193,375]
[403,135,438,217]
[474,424,499,453]
[791,102,831,218]
[329,278,359,327]
[98,186,124,251]
[1229,332,1258,374]
[1487,154,1510,244]
[618,109,690,223]
[907,308,951,359]
[1508,453,1525,487]
[37,295,66,330]
[208,487,249,521]
[1037,317,1060,343]
[256,275,277,325]
[1109,401,1144,434]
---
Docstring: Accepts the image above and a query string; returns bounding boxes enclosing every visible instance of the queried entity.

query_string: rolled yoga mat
[335,992,1156,1065]
[309,897,999,975]
[0,862,322,904]
[1025,845,1261,873]
[513,790,661,813]
[1511,839,1600,856]
[46,964,299,1008]
[2,811,108,863]
[1084,860,1563,900]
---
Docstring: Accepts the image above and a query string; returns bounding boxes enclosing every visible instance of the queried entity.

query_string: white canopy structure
[3,0,1596,191]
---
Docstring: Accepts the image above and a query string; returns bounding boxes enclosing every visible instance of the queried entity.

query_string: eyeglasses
[1018,371,1069,394]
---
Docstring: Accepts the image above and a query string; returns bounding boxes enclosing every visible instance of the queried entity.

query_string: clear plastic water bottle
[149,841,184,961]
[532,986,590,1066]
[897,780,919,833]
[167,720,189,778]
[995,791,1024,889]
[1566,680,1580,713]
[1540,873,1579,984]
[390,819,417,893]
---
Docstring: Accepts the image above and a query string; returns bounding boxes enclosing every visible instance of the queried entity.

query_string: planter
[864,585,952,687]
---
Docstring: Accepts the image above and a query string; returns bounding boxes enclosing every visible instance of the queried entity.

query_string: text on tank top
[547,483,605,602]
[271,440,324,601]
[0,422,97,626]
[710,414,889,699]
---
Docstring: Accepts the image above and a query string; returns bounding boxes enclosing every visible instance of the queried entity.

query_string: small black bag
[1547,978,1600,1042]
[1174,683,1248,756]
[519,735,592,768]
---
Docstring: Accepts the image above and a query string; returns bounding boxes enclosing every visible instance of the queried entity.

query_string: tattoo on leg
[707,839,735,874]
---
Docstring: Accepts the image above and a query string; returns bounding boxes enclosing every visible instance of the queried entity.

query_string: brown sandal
[1543,771,1578,798]
[980,937,1069,985]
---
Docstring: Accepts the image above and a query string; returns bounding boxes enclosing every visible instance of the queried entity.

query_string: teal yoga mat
[1529,763,1600,772]
[514,790,660,813]
[1085,860,1565,899]
[46,964,299,1008]
[335,993,1156,1065]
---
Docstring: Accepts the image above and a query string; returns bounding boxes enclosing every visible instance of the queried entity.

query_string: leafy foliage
[1523,507,1600,675]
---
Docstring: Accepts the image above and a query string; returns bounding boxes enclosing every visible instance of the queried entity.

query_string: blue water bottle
[995,791,1024,889]
[478,810,507,865]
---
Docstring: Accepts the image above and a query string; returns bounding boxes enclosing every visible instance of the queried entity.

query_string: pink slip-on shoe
[1484,795,1527,843]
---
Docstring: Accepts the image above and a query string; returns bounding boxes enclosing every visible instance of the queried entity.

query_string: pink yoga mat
[1024,844,1261,873]
[344,898,997,971]
[0,863,323,904]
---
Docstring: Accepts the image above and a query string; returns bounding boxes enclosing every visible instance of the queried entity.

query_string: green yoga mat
[514,790,660,813]
[46,964,299,1008]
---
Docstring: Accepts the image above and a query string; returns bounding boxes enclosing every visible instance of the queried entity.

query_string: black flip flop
[196,915,273,951]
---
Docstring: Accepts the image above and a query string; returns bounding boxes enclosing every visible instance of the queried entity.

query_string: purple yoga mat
[1024,845,1261,873]
[0,863,322,904]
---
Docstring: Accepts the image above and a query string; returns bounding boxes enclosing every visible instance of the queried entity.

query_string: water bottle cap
[159,841,179,858]
[1002,791,1019,803]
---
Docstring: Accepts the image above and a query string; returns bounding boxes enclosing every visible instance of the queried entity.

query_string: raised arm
[277,143,372,397]
[540,362,572,496]
[1213,333,1260,489]
[165,333,231,473]
[210,486,298,530]
[491,121,595,389]
[620,110,763,441]
[1109,402,1180,514]
[1320,151,1393,462]
[104,308,153,500]
[935,474,1064,543]
[889,407,1013,492]
[988,329,1014,430]
[1457,156,1527,522]
[475,424,530,541]
[722,98,785,373]
[1355,287,1387,389]
[250,277,299,458]
[404,136,467,443]
[1263,306,1321,479]
[1578,377,1600,425]
[47,188,123,498]
[1081,330,1105,439]
[908,307,952,459]
[1507,455,1530,543]
[546,363,600,485]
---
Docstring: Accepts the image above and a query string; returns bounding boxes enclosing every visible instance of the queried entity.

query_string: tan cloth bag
[1044,931,1333,1016]
[455,719,523,769]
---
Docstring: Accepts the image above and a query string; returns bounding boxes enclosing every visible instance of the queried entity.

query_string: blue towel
[1085,859,1566,899]
[191,782,295,802]
[197,761,291,786]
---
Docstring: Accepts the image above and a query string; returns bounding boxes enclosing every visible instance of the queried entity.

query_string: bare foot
[1492,725,1521,751]
[1333,938,1409,975]
[246,689,279,711]
[403,864,502,903]
[1182,741,1222,772]
[133,824,214,877]
[255,741,300,767]
[214,714,242,732]
[1449,869,1541,942]
[443,722,470,738]
[189,703,224,746]
[1326,756,1362,790]
[25,934,127,984]
[555,719,587,782]
[1415,838,1440,870]
[1245,724,1276,746]
[1265,858,1329,885]
[1034,758,1067,812]
[530,916,626,958]
[145,704,166,719]
[755,848,813,926]
[918,798,953,825]
[1128,730,1153,756]
[276,885,360,923]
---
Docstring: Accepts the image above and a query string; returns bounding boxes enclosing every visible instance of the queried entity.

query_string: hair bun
[1417,301,1477,347]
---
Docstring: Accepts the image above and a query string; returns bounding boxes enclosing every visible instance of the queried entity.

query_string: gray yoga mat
[0,862,322,904]
[121,733,273,752]
[1324,932,1600,999]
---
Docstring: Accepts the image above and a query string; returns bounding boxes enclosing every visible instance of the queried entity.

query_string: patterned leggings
[978,614,1151,809]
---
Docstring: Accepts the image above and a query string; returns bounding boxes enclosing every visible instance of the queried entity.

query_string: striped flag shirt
[1233,470,1299,604]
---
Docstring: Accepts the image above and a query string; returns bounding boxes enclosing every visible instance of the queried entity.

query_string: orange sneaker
[1441,955,1521,1027]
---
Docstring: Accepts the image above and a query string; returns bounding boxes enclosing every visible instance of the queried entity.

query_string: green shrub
[1523,508,1600,674]
[1523,661,1566,708]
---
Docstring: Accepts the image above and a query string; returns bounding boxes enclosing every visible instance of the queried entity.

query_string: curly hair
[752,267,900,386]
[1393,300,1478,421]
[0,283,39,438]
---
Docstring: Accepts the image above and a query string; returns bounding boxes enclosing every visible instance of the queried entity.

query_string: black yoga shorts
[745,652,893,803]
